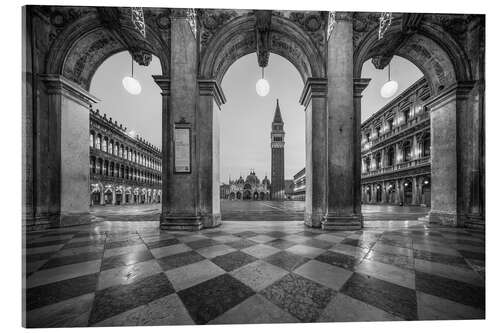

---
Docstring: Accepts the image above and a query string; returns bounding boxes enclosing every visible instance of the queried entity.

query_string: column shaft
[323,12,361,230]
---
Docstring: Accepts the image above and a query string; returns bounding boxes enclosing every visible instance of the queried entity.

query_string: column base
[429,211,458,227]
[201,213,222,229]
[463,213,485,230]
[160,214,203,231]
[60,212,91,227]
[304,212,323,228]
[322,214,363,230]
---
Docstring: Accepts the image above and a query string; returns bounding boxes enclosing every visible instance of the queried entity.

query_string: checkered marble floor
[23,220,485,327]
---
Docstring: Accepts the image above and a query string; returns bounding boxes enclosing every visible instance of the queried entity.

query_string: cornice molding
[152,75,171,96]
[39,74,99,107]
[198,79,226,108]
[299,77,327,109]
[425,81,476,111]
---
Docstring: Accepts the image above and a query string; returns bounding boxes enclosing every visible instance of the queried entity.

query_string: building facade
[361,77,431,206]
[271,99,286,200]
[291,78,432,206]
[89,108,162,206]
[291,168,306,201]
[220,171,271,200]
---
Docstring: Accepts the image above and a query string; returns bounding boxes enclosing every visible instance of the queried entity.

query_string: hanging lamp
[256,67,270,97]
[122,57,142,95]
[380,62,398,98]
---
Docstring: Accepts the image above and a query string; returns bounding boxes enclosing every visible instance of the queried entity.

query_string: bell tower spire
[270,99,285,200]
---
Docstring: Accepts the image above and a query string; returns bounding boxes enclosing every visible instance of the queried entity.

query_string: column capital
[353,78,371,98]
[170,8,192,19]
[198,79,226,108]
[334,12,353,22]
[39,74,99,107]
[299,77,327,109]
[426,81,476,111]
[152,75,171,95]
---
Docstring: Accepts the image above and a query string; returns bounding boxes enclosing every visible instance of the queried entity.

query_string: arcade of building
[23,7,484,230]
[361,78,431,206]
[89,108,162,206]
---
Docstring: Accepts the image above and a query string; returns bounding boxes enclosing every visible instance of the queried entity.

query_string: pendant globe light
[256,67,270,97]
[380,62,398,98]
[122,57,142,95]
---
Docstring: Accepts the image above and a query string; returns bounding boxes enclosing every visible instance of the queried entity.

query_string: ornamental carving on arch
[62,29,123,88]
[198,9,240,52]
[213,35,256,79]
[270,34,312,80]
[398,34,456,91]
[287,11,326,51]
[352,12,379,52]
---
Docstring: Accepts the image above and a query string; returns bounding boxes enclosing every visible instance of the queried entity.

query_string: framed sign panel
[174,123,191,173]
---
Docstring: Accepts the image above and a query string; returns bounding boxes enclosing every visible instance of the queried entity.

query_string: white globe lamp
[380,63,398,98]
[122,76,142,95]
[255,67,270,97]
[380,80,398,98]
[256,78,270,97]
[122,57,142,95]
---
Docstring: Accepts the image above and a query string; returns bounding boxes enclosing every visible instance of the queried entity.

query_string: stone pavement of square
[23,220,485,327]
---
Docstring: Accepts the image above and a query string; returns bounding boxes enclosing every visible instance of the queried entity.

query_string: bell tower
[271,99,285,200]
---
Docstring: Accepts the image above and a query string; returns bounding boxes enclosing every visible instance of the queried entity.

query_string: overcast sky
[90,51,422,183]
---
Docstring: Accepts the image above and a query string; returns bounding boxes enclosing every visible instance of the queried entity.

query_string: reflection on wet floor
[23,220,484,327]
[90,201,430,222]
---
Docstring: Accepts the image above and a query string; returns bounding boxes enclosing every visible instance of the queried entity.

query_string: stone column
[300,78,327,227]
[396,179,402,205]
[428,82,476,227]
[99,186,104,205]
[157,9,202,230]
[371,184,376,204]
[382,181,387,203]
[35,75,98,227]
[411,176,418,205]
[323,12,361,230]
[112,189,116,205]
[354,78,371,215]
[153,75,170,222]
[198,79,226,228]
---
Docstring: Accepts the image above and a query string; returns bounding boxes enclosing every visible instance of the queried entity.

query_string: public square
[24,210,484,327]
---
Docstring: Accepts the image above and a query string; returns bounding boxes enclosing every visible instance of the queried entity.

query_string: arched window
[90,156,96,174]
[97,158,103,174]
[387,146,395,167]
[402,107,411,124]
[90,132,95,148]
[423,132,431,157]
[96,134,101,150]
[103,137,108,153]
[375,152,382,169]
[114,142,119,155]
[120,145,124,158]
[387,117,394,132]
[403,141,412,162]
[103,160,108,176]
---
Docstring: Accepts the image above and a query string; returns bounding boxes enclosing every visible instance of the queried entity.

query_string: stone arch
[199,13,325,83]
[354,19,472,95]
[46,13,169,91]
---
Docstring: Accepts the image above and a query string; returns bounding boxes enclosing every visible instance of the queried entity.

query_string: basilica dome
[245,171,260,185]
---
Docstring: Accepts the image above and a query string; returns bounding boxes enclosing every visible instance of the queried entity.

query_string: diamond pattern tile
[23,220,485,327]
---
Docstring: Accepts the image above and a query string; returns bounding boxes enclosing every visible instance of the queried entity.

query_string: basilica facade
[220,171,271,200]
